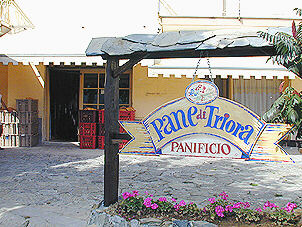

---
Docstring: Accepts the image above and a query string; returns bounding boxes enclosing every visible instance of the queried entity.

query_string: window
[82,73,131,109]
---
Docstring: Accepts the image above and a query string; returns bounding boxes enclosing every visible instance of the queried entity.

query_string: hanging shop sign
[119,80,294,162]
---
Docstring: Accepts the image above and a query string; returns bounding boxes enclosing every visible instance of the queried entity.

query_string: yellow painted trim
[44,67,50,141]
[79,73,84,110]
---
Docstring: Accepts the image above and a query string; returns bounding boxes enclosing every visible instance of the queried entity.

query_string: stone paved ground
[0,143,302,226]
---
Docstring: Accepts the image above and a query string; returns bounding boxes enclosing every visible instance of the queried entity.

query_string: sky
[0,0,301,55]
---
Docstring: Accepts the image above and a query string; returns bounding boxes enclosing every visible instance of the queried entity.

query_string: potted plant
[259,8,302,150]
[262,85,302,143]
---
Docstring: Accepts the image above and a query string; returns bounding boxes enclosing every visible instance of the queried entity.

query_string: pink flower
[243,202,251,208]
[149,194,154,197]
[189,202,194,205]
[263,201,279,209]
[232,202,241,209]
[215,205,225,217]
[263,201,271,209]
[132,190,139,196]
[171,198,177,202]
[144,191,149,195]
[287,202,297,209]
[144,202,152,208]
[143,197,152,208]
[159,197,167,202]
[122,192,131,200]
[256,208,263,212]
[145,197,152,202]
[174,204,180,211]
[151,203,158,209]
[225,205,233,212]
[283,202,297,212]
[208,197,216,204]
[219,192,228,201]
[179,200,186,207]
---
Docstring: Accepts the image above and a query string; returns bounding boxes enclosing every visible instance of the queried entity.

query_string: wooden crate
[0,135,20,147]
[19,134,39,147]
[0,111,19,124]
[17,112,38,124]
[19,123,39,135]
[2,123,19,135]
[16,99,38,112]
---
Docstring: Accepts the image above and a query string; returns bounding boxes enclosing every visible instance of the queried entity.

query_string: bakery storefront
[0,54,299,146]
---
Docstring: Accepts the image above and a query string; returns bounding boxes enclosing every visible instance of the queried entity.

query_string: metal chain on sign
[191,51,214,83]
[191,58,202,83]
[206,56,214,83]
[238,0,241,20]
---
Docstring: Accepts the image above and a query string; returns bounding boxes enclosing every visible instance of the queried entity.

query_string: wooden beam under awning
[112,54,150,78]
[101,46,276,61]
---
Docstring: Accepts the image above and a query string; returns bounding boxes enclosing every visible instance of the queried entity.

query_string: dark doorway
[50,70,80,141]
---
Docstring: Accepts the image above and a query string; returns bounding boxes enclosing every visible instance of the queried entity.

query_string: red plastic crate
[99,123,105,135]
[98,110,105,123]
[79,123,97,136]
[119,110,135,121]
[79,110,98,123]
[98,109,135,123]
[120,125,126,134]
[98,136,128,150]
[98,136,104,149]
[119,140,129,150]
[80,136,97,149]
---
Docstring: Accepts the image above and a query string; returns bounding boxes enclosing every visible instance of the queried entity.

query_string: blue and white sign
[119,80,294,162]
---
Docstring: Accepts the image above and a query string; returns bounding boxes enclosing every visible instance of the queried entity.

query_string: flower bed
[101,190,302,226]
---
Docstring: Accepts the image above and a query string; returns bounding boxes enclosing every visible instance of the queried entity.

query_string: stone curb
[87,205,217,227]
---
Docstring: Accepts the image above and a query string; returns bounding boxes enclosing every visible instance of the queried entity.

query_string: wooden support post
[104,58,120,206]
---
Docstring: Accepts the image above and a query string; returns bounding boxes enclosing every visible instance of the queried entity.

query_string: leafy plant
[263,202,299,225]
[258,8,302,139]
[262,86,302,139]
[114,190,300,225]
[258,8,302,78]
[233,208,261,223]
[267,208,297,225]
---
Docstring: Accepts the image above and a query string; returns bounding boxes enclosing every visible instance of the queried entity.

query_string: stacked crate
[79,110,98,149]
[98,109,135,150]
[0,111,20,147]
[16,99,39,147]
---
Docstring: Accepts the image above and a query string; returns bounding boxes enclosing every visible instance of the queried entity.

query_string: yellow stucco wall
[132,64,192,120]
[7,63,46,118]
[0,63,8,104]
[291,76,302,92]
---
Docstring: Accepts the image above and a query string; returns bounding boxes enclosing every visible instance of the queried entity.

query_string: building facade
[0,54,300,142]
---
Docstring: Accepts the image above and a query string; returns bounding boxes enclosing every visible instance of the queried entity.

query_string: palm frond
[296,21,302,42]
[258,31,302,64]
[294,8,302,16]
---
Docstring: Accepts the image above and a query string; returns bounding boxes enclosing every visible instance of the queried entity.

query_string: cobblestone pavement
[0,143,302,226]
